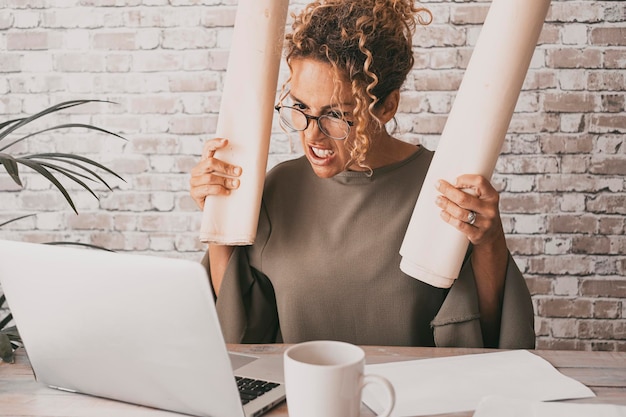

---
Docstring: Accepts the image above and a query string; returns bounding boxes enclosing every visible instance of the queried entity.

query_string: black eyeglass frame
[274,105,354,140]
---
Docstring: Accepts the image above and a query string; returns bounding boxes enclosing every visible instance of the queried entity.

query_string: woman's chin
[307,157,342,178]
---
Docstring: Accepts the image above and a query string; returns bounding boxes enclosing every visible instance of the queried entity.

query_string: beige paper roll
[200,0,289,245]
[400,0,550,288]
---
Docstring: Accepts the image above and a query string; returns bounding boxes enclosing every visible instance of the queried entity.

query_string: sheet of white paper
[399,0,551,288]
[473,395,626,417]
[199,0,288,245]
[362,350,595,417]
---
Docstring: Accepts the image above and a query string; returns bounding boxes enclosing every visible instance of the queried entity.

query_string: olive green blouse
[203,147,535,348]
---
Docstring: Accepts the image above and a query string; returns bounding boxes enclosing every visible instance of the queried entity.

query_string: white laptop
[0,239,285,417]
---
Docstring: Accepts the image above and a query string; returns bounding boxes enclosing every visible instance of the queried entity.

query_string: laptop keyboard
[236,376,280,405]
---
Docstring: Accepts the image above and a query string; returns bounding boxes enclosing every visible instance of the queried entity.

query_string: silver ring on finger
[467,210,477,225]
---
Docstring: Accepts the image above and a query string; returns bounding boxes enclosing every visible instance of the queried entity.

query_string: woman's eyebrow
[288,93,354,113]
[287,93,307,106]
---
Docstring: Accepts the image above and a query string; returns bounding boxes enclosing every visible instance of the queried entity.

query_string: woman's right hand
[190,138,242,210]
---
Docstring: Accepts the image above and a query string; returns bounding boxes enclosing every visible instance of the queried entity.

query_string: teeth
[312,147,334,158]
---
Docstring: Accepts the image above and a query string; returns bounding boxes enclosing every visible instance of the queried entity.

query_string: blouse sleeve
[430,252,536,349]
[202,247,280,344]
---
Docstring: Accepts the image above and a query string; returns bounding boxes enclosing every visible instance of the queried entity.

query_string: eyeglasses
[274,105,353,140]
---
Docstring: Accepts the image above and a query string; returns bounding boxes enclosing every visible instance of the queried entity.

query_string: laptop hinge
[49,385,78,393]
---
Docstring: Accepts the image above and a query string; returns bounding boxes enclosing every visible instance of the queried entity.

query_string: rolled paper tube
[200,0,289,244]
[399,0,551,288]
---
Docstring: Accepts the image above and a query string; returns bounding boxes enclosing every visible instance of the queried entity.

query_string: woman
[190,0,535,348]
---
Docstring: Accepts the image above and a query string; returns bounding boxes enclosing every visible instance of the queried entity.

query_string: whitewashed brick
[512,214,547,234]
[132,51,183,72]
[559,193,585,213]
[128,95,179,114]
[112,213,138,231]
[545,237,572,255]
[138,213,190,232]
[551,318,578,338]
[501,134,541,154]
[149,155,179,173]
[561,155,590,173]
[558,69,587,91]
[162,28,216,50]
[36,211,67,230]
[425,92,453,114]
[149,233,176,251]
[397,91,429,113]
[151,193,175,211]
[55,52,105,72]
[142,116,171,134]
[69,193,102,211]
[528,48,546,69]
[175,234,205,252]
[560,113,585,132]
[463,25,480,47]
[0,11,14,29]
[201,6,236,27]
[24,89,54,110]
[41,9,103,28]
[13,10,40,28]
[178,136,205,156]
[0,54,21,73]
[65,73,96,93]
[141,0,168,6]
[595,135,625,154]
[179,95,208,114]
[503,175,536,193]
[169,72,220,92]
[21,51,53,72]
[514,92,539,112]
[0,195,21,211]
[562,24,588,45]
[105,53,131,72]
[183,50,211,71]
[136,29,161,50]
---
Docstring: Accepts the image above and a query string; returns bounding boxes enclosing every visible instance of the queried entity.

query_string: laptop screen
[0,239,248,417]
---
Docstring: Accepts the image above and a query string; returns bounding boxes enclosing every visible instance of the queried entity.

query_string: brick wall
[0,0,624,351]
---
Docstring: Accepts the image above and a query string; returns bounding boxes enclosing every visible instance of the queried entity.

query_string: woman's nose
[302,117,325,140]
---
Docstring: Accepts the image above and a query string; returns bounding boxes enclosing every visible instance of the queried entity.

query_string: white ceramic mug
[284,340,395,417]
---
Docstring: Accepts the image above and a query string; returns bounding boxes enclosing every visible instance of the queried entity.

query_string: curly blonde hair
[282,0,432,170]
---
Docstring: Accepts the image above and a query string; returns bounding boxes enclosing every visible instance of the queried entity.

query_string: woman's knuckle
[458,193,471,206]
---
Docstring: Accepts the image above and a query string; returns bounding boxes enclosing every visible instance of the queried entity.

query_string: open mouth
[310,146,334,159]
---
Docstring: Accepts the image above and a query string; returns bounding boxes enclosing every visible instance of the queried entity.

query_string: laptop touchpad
[228,352,258,371]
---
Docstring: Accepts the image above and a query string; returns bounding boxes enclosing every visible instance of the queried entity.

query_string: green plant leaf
[25,152,126,185]
[0,333,13,363]
[24,160,100,201]
[0,118,23,132]
[29,159,96,182]
[0,214,36,228]
[0,100,115,143]
[0,294,7,312]
[0,153,22,186]
[2,325,21,349]
[45,242,116,252]
[0,311,12,331]
[0,122,126,153]
[0,100,125,215]
[30,156,115,191]
[15,159,78,214]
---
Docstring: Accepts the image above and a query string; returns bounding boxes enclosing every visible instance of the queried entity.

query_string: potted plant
[0,99,125,363]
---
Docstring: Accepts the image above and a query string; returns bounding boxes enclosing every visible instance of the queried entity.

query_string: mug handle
[360,374,395,417]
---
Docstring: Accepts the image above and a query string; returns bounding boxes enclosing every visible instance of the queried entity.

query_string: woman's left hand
[435,174,506,247]
[437,174,509,347]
